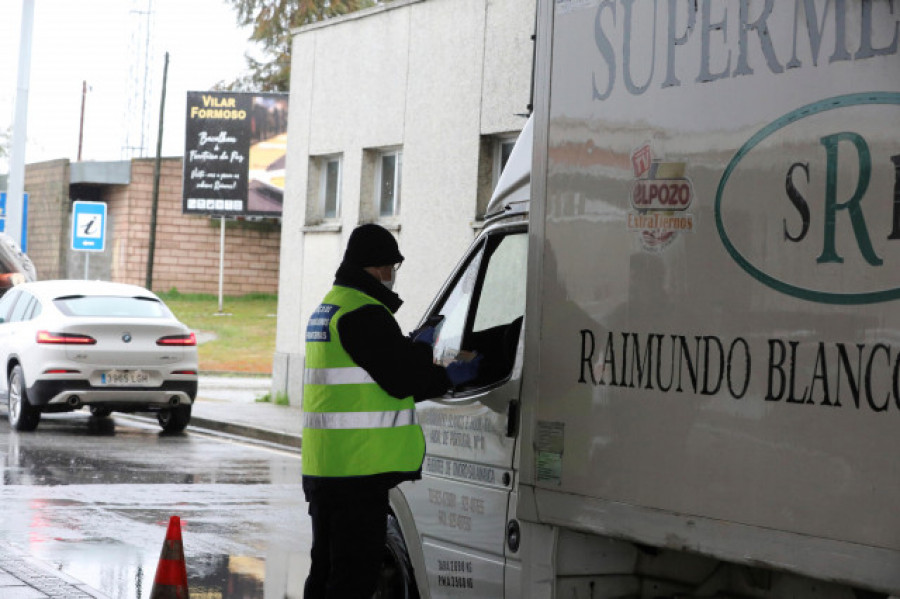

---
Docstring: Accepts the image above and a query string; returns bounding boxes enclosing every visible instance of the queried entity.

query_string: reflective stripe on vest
[303,408,417,430]
[302,285,425,478]
[304,366,374,386]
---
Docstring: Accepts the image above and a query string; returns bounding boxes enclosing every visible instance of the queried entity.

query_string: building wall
[274,0,535,403]
[23,159,70,280]
[22,157,281,296]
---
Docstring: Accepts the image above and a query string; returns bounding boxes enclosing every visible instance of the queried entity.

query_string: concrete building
[273,0,535,403]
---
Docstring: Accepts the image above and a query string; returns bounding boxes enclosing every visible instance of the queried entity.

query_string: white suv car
[0,280,198,432]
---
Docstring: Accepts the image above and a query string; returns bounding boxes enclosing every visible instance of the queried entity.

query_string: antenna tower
[122,0,157,159]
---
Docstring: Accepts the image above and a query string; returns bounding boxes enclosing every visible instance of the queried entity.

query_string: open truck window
[429,231,527,389]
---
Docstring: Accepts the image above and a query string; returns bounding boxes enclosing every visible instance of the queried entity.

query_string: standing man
[302,224,479,598]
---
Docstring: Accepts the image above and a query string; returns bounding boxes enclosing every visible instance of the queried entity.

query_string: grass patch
[255,391,290,405]
[158,291,277,374]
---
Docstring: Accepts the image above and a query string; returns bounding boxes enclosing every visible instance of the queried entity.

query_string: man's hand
[446,354,483,387]
[412,326,437,346]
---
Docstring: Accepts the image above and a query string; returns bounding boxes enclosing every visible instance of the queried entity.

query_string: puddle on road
[52,547,309,598]
[0,410,309,597]
[186,554,265,598]
[0,493,309,597]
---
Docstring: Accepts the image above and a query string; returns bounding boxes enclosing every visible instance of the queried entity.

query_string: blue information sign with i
[71,201,107,252]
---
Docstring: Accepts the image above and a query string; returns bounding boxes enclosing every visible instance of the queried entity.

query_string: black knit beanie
[343,224,404,267]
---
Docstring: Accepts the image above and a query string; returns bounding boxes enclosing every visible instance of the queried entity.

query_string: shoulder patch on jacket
[306,304,339,342]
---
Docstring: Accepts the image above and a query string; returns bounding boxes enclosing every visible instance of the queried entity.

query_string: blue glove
[446,354,483,387]
[412,326,437,346]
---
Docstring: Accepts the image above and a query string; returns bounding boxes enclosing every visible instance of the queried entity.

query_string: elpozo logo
[627,145,695,252]
[715,92,900,305]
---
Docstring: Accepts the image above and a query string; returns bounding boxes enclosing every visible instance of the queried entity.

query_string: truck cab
[387,117,532,597]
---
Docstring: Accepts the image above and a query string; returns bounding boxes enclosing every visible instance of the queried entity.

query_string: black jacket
[303,262,451,500]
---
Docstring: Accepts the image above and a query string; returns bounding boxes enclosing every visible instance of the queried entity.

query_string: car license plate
[101,370,151,385]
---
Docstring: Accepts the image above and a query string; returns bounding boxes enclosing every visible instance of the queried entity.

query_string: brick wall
[24,157,281,296]
[113,158,281,295]
[24,160,70,280]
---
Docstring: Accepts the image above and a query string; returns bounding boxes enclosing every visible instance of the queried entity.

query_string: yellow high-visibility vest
[302,285,425,478]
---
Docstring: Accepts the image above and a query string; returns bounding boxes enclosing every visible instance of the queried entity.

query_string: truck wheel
[8,365,40,432]
[157,405,191,433]
[375,514,420,599]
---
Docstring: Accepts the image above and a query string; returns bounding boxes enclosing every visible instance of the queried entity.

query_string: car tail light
[157,333,197,346]
[171,370,197,375]
[36,331,97,345]
[43,369,80,374]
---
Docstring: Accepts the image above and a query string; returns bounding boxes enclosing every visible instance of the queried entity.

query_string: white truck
[382,0,900,597]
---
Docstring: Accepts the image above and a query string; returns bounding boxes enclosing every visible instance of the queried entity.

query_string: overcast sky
[0,0,259,170]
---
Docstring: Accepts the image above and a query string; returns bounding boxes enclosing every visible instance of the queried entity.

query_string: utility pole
[146,52,168,291]
[77,81,87,161]
[6,0,35,247]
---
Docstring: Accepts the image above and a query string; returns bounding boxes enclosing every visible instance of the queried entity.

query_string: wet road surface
[0,410,309,598]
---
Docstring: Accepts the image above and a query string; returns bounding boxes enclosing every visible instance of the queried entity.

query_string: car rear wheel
[8,365,40,432]
[158,404,191,433]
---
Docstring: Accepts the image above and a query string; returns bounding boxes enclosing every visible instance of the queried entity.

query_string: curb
[189,415,302,450]
[116,413,302,452]
[198,371,272,378]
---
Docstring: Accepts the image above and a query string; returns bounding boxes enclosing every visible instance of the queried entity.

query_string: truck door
[402,226,527,597]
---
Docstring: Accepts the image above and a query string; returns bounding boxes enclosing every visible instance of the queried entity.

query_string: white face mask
[381,270,396,291]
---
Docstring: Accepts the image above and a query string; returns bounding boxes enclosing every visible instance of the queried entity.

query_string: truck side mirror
[421,314,444,329]
[412,314,444,341]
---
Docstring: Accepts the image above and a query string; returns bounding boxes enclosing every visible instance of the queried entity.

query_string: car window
[53,295,170,318]
[9,292,35,323]
[25,298,42,320]
[0,289,21,323]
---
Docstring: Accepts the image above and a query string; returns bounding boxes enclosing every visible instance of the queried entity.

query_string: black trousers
[304,486,389,599]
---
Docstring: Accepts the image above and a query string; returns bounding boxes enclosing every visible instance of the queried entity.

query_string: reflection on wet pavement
[0,411,309,598]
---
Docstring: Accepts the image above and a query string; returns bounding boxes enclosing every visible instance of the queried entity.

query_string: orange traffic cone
[150,515,190,599]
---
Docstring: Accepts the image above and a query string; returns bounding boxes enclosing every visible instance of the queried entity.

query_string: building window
[476,132,520,220]
[307,154,343,225]
[321,156,342,219]
[493,137,517,189]
[377,150,402,217]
